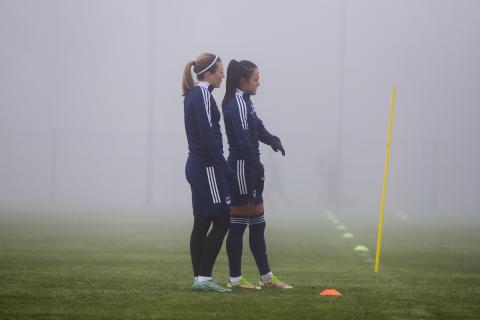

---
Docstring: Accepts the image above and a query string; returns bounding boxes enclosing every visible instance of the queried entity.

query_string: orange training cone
[320,289,342,296]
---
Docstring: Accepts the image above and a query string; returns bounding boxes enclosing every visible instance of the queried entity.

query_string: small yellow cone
[342,232,354,239]
[354,245,369,252]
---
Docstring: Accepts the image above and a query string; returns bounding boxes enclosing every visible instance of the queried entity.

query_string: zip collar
[235,88,250,99]
[197,81,214,92]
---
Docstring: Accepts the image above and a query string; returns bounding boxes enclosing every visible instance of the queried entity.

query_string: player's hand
[271,136,285,156]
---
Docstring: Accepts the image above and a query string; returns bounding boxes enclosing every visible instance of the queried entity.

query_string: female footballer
[182,53,234,293]
[222,59,292,290]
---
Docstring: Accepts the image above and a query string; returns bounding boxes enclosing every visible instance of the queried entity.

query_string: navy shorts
[228,158,263,207]
[185,157,230,217]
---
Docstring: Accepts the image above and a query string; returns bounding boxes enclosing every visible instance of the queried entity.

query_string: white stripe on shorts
[209,167,221,203]
[237,160,247,195]
[206,166,220,204]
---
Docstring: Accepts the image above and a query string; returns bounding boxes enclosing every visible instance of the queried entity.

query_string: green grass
[0,209,479,319]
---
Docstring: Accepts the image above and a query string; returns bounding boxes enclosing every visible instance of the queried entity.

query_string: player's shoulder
[224,94,240,112]
[186,86,202,99]
[186,86,209,106]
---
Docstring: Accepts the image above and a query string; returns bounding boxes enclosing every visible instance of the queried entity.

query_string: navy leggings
[190,214,229,277]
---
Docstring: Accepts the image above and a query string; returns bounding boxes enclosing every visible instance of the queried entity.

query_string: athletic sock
[249,213,271,276]
[260,271,273,283]
[198,276,212,282]
[229,275,242,283]
[226,216,248,277]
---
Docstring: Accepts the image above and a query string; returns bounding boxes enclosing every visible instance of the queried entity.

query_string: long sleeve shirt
[184,81,229,174]
[223,89,274,169]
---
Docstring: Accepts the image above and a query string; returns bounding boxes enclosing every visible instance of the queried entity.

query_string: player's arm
[226,102,259,167]
[192,91,232,175]
[257,116,285,156]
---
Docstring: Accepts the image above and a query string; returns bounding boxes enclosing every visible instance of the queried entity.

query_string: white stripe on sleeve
[236,95,248,130]
[201,87,212,126]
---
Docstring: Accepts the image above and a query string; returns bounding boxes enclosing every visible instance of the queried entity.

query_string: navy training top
[223,89,274,169]
[183,81,229,173]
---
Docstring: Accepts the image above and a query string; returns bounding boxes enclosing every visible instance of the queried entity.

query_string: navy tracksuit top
[223,89,274,169]
[184,82,229,174]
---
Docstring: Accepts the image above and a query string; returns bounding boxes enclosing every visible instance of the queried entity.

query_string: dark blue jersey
[223,89,274,168]
[184,82,229,174]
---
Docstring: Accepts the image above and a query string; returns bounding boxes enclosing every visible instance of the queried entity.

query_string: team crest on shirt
[225,196,231,205]
[252,189,257,198]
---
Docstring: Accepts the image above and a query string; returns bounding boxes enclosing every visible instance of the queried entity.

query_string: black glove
[255,164,265,195]
[270,135,285,156]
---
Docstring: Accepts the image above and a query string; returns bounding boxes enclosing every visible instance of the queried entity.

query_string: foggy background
[1,0,479,217]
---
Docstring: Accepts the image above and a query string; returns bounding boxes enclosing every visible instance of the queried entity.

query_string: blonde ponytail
[182,60,195,96]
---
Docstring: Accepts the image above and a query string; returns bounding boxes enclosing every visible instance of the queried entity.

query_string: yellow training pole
[374,86,396,273]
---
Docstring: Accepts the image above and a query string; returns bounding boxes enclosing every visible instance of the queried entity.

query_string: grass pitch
[0,209,479,319]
